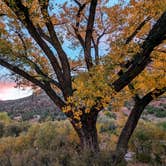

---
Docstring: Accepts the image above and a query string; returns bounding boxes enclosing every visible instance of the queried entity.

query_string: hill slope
[0,91,165,122]
[0,92,65,121]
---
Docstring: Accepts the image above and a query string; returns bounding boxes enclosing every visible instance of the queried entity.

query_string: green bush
[155,108,166,117]
[100,122,117,133]
[146,107,156,114]
[4,123,22,137]
[3,122,30,137]
[157,122,166,131]
[130,122,166,165]
[136,153,152,163]
[104,111,117,119]
[0,112,11,123]
[146,106,166,118]
[98,112,117,134]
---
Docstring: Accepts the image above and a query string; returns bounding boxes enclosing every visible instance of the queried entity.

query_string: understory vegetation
[0,112,166,166]
[145,104,166,118]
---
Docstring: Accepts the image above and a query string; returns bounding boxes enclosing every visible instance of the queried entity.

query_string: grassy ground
[0,111,166,166]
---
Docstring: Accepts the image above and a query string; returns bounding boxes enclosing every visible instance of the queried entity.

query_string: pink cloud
[0,82,32,100]
[0,82,15,93]
[0,82,16,88]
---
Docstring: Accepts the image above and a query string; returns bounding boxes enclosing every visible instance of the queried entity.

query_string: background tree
[0,0,166,158]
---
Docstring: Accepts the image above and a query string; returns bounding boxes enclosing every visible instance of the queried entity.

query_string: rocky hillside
[0,92,66,121]
[0,91,165,122]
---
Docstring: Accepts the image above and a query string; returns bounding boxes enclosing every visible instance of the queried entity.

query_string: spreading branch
[73,1,87,49]
[39,0,72,97]
[125,16,151,44]
[16,25,61,90]
[4,0,65,86]
[0,58,44,88]
[36,26,53,44]
[0,57,66,108]
[39,1,70,70]
[84,0,98,70]
[112,11,166,92]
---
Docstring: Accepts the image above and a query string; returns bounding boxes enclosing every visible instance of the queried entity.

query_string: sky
[0,82,33,101]
[0,0,121,101]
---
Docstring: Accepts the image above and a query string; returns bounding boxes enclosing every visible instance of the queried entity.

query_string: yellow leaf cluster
[72,65,114,111]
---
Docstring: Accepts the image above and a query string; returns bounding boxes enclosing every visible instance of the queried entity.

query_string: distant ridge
[0,91,65,121]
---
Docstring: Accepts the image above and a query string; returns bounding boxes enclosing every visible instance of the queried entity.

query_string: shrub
[0,122,4,138]
[3,122,30,137]
[146,106,156,114]
[157,122,166,131]
[34,122,58,150]
[104,111,117,119]
[4,123,22,137]
[155,108,166,118]
[146,106,166,118]
[2,119,166,165]
[97,112,117,134]
[130,122,166,165]
[99,121,117,134]
[0,112,11,123]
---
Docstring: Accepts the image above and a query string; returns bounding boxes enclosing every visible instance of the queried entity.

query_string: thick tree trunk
[111,102,145,165]
[113,104,144,165]
[73,110,99,152]
[111,87,166,166]
[79,124,99,152]
[117,103,144,151]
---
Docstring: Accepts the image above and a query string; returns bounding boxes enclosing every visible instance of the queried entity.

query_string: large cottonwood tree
[0,0,166,163]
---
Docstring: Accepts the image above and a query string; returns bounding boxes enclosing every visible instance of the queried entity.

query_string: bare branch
[92,36,99,65]
[73,0,82,7]
[36,26,53,44]
[0,57,66,108]
[42,82,66,109]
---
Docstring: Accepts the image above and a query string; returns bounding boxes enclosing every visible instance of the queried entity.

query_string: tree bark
[78,125,99,152]
[112,11,166,92]
[73,110,99,152]
[112,87,166,166]
[112,102,146,165]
